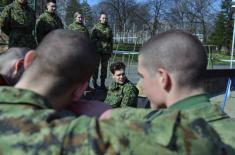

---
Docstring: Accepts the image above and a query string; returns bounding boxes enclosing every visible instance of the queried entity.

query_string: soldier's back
[0,87,233,154]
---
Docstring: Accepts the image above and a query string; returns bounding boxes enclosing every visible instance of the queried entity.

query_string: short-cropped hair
[110,61,126,74]
[74,12,82,18]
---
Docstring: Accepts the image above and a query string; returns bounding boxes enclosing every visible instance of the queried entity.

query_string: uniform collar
[0,86,52,109]
[75,21,84,25]
[168,93,210,110]
[45,10,57,17]
[110,79,129,90]
[98,22,108,27]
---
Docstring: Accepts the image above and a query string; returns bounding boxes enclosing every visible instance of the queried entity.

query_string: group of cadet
[0,0,235,154]
[0,0,113,91]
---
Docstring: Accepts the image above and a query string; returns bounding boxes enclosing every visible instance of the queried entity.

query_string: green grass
[210,52,233,65]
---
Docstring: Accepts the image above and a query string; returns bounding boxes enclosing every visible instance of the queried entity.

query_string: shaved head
[140,30,207,88]
[0,47,30,64]
[0,47,31,85]
[24,29,97,96]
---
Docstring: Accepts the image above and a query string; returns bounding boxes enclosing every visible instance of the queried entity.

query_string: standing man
[68,12,89,38]
[0,0,36,48]
[105,61,138,108]
[91,12,113,90]
[36,0,63,44]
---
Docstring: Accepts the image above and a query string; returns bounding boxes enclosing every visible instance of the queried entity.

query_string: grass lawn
[211,52,233,65]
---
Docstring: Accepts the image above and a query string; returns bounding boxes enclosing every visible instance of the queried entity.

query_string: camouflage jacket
[68,21,89,38]
[36,11,63,44]
[0,87,232,154]
[109,94,235,148]
[0,87,234,155]
[104,79,139,108]
[0,1,36,48]
[91,22,113,55]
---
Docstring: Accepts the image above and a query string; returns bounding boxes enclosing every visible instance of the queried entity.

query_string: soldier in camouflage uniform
[91,12,113,90]
[105,61,139,108]
[100,30,235,149]
[35,0,63,44]
[0,29,232,154]
[68,12,89,38]
[0,0,36,48]
[0,86,232,154]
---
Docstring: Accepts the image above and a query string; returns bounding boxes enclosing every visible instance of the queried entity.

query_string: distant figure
[36,0,63,44]
[105,61,138,108]
[0,0,36,48]
[0,47,30,85]
[68,12,89,37]
[91,12,113,90]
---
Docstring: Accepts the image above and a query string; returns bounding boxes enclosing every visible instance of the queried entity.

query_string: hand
[67,99,111,117]
[99,109,114,120]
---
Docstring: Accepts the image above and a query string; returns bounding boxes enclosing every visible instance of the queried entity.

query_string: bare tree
[92,0,139,32]
[167,0,219,43]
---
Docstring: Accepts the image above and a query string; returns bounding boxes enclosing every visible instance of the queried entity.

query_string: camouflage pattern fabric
[91,22,113,81]
[91,22,113,55]
[0,86,233,154]
[35,11,63,44]
[68,21,89,38]
[109,94,235,148]
[105,79,139,108]
[0,1,36,48]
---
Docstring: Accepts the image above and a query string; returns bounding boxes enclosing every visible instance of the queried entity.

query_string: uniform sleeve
[85,27,90,38]
[35,16,46,44]
[120,85,139,107]
[0,5,11,36]
[90,27,98,42]
[108,108,154,121]
[108,28,113,53]
[104,89,122,108]
[67,24,72,30]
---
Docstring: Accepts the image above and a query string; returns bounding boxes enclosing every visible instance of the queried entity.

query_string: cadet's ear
[24,50,36,69]
[158,68,171,92]
[13,58,24,73]
[72,82,89,102]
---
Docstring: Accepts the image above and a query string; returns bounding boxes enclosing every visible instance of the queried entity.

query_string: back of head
[0,47,30,66]
[0,47,30,85]
[140,30,207,88]
[25,29,97,96]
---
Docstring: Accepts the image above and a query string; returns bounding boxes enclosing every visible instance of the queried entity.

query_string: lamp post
[229,0,235,69]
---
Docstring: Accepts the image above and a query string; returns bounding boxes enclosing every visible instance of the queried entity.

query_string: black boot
[100,79,107,91]
[92,80,98,89]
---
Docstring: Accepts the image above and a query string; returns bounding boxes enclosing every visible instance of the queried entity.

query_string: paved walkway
[211,91,235,118]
